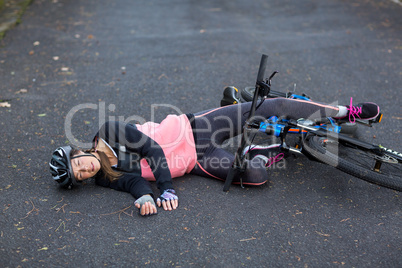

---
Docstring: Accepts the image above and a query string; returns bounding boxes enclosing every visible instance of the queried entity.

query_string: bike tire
[241,87,256,102]
[302,134,402,191]
[241,86,287,102]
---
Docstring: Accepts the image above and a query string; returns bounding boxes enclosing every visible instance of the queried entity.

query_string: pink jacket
[135,114,197,180]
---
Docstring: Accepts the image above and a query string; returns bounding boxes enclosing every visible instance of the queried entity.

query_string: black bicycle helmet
[49,146,80,189]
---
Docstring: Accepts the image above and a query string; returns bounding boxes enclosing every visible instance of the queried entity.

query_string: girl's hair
[70,148,122,182]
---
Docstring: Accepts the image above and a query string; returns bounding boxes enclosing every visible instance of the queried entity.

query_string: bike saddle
[220,86,241,107]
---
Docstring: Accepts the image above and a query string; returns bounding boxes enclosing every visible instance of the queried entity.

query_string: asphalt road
[1,0,401,267]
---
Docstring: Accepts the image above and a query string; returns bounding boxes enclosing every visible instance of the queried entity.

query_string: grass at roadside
[0,0,33,40]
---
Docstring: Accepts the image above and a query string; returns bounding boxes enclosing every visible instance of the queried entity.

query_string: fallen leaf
[0,102,11,108]
[38,247,48,251]
[240,237,256,242]
[38,114,47,117]
[316,231,330,237]
[16,89,28,94]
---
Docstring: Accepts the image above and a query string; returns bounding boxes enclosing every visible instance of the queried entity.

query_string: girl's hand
[156,189,178,211]
[157,198,179,211]
[134,195,157,216]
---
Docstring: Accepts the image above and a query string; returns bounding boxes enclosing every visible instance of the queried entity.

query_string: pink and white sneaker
[345,98,380,123]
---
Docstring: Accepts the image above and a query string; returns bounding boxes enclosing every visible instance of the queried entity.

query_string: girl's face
[71,151,101,181]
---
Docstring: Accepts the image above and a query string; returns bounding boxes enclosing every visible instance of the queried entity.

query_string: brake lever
[256,80,270,98]
[268,71,278,85]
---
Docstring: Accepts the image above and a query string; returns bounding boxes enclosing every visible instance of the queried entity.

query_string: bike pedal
[373,113,383,123]
[353,113,383,127]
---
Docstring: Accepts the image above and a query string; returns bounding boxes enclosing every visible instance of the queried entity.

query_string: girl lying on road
[50,90,379,216]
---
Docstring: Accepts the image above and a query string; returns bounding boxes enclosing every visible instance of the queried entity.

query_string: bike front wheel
[303,134,402,191]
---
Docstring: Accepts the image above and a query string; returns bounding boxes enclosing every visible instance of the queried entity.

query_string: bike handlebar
[257,54,268,83]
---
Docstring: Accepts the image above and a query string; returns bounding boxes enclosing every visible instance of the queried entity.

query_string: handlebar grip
[256,54,268,82]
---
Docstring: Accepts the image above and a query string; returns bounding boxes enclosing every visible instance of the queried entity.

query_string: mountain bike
[221,54,402,192]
